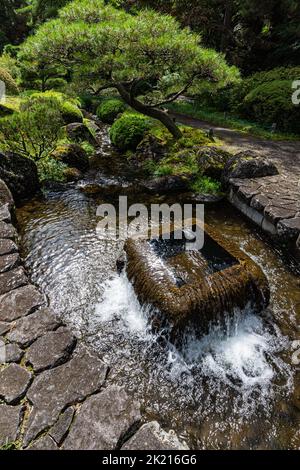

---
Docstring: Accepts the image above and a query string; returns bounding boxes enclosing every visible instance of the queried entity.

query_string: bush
[96,98,125,124]
[37,157,67,183]
[21,91,83,124]
[242,80,300,133]
[0,101,64,160]
[110,114,151,150]
[0,67,19,94]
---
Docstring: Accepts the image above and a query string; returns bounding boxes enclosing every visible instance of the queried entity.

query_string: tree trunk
[115,83,183,139]
[220,0,233,53]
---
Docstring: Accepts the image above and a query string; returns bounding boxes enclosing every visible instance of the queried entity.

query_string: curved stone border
[0,178,188,450]
[228,173,300,261]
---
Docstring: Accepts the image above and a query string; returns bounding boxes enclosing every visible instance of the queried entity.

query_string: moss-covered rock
[65,123,97,146]
[222,150,279,185]
[196,146,232,179]
[0,151,39,202]
[0,103,14,117]
[52,143,89,172]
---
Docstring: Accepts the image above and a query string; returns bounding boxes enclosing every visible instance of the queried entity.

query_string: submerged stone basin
[124,220,270,336]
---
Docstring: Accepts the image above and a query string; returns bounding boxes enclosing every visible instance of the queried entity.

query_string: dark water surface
[17,126,300,449]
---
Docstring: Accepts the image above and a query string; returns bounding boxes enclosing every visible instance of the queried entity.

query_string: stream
[16,125,300,449]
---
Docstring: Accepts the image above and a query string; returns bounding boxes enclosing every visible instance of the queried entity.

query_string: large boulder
[65,123,97,146]
[52,143,89,172]
[0,152,39,202]
[141,175,190,194]
[222,150,279,185]
[196,146,232,180]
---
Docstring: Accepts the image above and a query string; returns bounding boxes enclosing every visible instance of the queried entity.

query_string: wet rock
[0,404,22,446]
[0,266,28,296]
[6,308,60,347]
[277,217,300,240]
[77,177,132,195]
[63,167,82,182]
[222,150,278,185]
[49,407,75,445]
[141,175,190,194]
[122,421,189,450]
[0,364,32,404]
[4,342,24,363]
[0,178,14,208]
[24,344,108,445]
[178,192,224,204]
[0,152,40,202]
[0,220,17,239]
[25,327,77,372]
[0,284,44,322]
[0,253,19,273]
[0,203,11,222]
[52,143,89,172]
[65,123,97,146]
[196,146,232,180]
[63,385,141,450]
[0,238,18,256]
[28,435,58,450]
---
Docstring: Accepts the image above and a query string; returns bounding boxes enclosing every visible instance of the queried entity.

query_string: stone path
[173,113,300,260]
[0,179,188,450]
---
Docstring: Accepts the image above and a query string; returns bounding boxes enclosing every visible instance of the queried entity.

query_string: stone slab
[6,308,60,347]
[24,344,108,445]
[122,421,189,450]
[63,385,141,450]
[25,327,77,372]
[0,404,22,447]
[0,267,28,296]
[0,363,32,404]
[0,284,45,322]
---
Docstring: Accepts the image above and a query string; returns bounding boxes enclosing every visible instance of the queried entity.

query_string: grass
[167,101,300,141]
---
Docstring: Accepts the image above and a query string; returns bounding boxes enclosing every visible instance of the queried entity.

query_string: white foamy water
[93,273,293,418]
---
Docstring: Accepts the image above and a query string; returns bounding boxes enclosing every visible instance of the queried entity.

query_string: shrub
[0,101,64,160]
[37,157,67,183]
[0,67,19,94]
[242,80,300,133]
[110,114,151,151]
[21,91,83,124]
[96,98,125,124]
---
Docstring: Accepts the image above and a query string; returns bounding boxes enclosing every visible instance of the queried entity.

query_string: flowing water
[17,125,300,449]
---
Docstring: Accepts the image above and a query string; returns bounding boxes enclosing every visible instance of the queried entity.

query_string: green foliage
[37,156,67,182]
[0,68,19,95]
[190,175,221,194]
[243,80,300,134]
[0,53,20,79]
[21,91,83,124]
[0,99,64,160]
[23,0,238,136]
[110,113,151,150]
[96,99,126,124]
[80,140,95,158]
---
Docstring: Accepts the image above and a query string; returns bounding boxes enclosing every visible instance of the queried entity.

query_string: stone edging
[0,178,188,451]
[228,174,300,260]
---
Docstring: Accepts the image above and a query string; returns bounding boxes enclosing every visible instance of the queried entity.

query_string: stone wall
[0,178,188,450]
